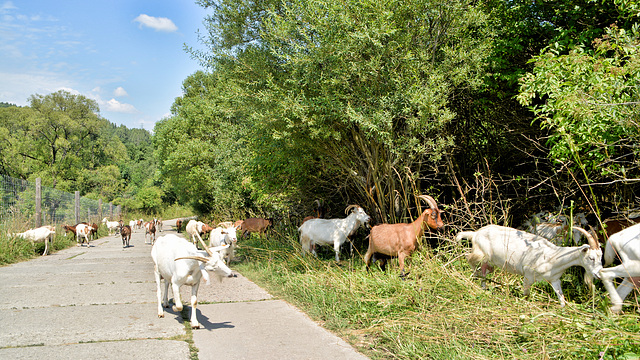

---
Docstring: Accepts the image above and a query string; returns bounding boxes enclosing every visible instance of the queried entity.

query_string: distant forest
[0,92,161,213]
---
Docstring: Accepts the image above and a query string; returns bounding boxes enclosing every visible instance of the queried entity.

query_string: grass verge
[234,230,640,359]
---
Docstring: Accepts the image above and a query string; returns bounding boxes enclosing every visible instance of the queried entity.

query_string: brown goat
[364,195,444,276]
[121,225,132,248]
[62,224,77,240]
[240,218,272,238]
[144,221,156,244]
[599,216,640,243]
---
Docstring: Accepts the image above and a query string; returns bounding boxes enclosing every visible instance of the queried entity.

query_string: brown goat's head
[418,195,444,231]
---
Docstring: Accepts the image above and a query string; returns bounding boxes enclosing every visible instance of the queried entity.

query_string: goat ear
[210,244,229,252]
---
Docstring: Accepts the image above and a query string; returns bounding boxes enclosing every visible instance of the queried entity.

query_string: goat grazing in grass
[457,225,602,307]
[299,205,370,262]
[598,222,640,313]
[364,195,444,276]
[10,226,56,255]
[239,218,272,238]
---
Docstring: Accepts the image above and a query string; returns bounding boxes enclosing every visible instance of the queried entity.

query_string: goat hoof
[191,324,201,329]
[158,314,164,318]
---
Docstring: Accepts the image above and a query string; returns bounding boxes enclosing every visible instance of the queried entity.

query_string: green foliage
[518,25,640,179]
[131,185,164,214]
[0,90,158,208]
[154,71,251,216]
[181,0,494,221]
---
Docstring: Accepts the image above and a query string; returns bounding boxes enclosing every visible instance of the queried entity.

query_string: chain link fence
[1,174,120,228]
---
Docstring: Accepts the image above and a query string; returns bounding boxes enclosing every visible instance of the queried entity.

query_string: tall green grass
[0,218,79,265]
[235,225,640,359]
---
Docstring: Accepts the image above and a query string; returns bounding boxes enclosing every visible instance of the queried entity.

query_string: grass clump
[235,228,640,359]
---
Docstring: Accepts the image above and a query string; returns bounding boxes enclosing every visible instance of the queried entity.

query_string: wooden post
[98,199,103,220]
[109,202,113,219]
[35,178,41,228]
[75,191,80,224]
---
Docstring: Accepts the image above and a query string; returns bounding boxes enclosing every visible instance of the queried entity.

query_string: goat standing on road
[152,234,233,329]
[121,225,132,248]
[145,221,157,245]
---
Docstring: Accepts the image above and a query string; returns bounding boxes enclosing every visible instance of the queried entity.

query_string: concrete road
[0,219,369,360]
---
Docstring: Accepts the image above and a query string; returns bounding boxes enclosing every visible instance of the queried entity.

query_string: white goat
[102,217,120,236]
[299,205,370,262]
[129,220,137,231]
[151,234,232,329]
[10,226,56,255]
[185,220,213,245]
[525,212,589,245]
[209,225,240,264]
[76,223,92,246]
[144,221,157,245]
[599,222,640,313]
[457,225,602,307]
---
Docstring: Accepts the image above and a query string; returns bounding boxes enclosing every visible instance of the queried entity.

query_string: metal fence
[0,174,120,228]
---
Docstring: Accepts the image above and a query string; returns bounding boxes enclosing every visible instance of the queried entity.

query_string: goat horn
[198,237,214,257]
[572,226,599,250]
[175,256,210,263]
[418,195,438,210]
[344,204,359,214]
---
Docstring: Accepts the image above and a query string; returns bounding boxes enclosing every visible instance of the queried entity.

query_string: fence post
[75,191,80,224]
[98,199,102,220]
[35,178,41,228]
[116,205,121,219]
[109,202,113,219]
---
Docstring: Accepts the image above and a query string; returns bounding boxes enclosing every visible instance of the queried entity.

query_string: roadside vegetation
[235,221,640,359]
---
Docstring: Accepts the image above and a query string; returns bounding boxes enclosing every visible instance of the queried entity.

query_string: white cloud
[104,98,137,113]
[133,14,177,32]
[113,86,128,97]
[1,1,17,12]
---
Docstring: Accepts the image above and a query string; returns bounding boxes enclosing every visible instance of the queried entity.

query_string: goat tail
[456,230,484,266]
[300,234,311,252]
[455,231,476,244]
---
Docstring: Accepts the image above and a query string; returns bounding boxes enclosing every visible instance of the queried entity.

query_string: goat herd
[6,194,640,329]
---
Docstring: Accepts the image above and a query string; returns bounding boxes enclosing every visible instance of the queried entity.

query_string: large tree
[0,90,128,196]
[187,0,493,222]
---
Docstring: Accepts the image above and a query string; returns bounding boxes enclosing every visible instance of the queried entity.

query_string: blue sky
[0,0,210,131]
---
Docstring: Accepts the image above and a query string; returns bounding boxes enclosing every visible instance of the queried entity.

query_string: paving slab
[193,300,369,360]
[0,339,189,360]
